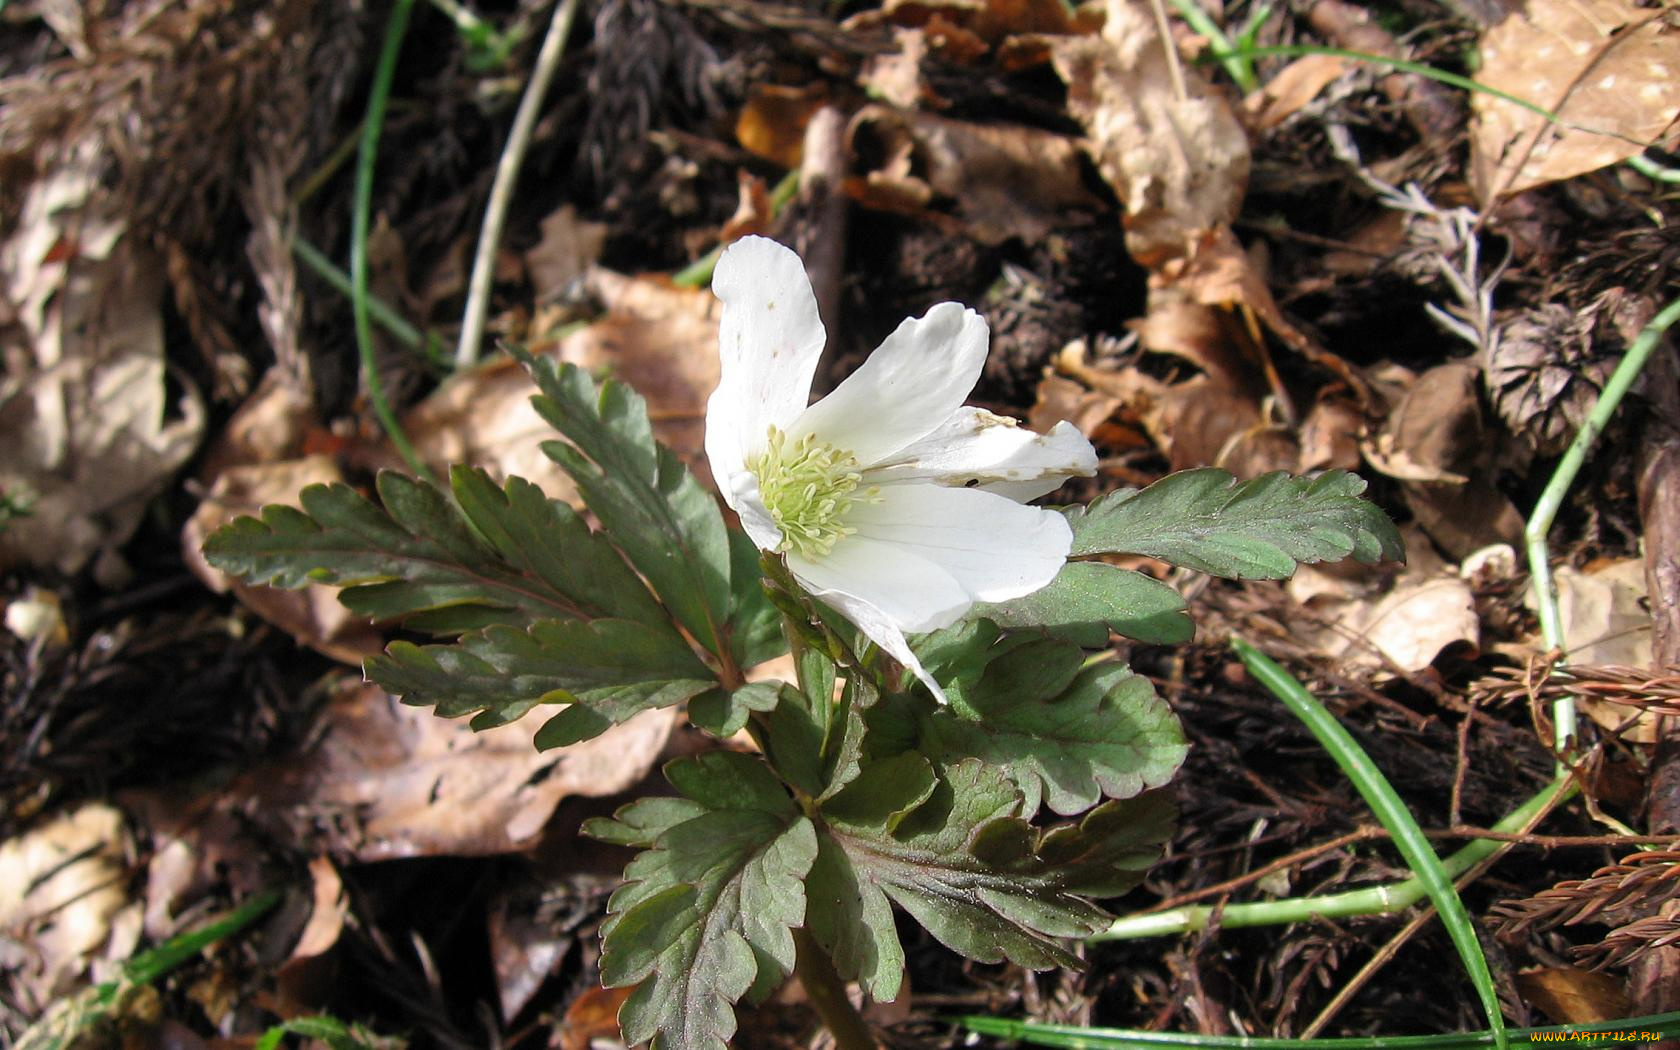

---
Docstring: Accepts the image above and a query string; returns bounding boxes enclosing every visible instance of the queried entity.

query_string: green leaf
[726,527,784,667]
[689,681,784,739]
[926,642,1188,816]
[527,357,735,657]
[974,561,1193,645]
[366,618,715,737]
[1068,468,1404,579]
[594,752,817,1050]
[201,469,664,630]
[812,761,1175,999]
[585,797,708,847]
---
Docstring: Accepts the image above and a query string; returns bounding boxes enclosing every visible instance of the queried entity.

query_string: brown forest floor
[2,0,1679,1046]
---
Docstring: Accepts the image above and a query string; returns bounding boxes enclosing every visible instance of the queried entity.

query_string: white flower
[706,236,1097,702]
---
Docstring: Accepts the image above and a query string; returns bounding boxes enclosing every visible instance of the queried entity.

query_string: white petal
[787,539,968,704]
[791,301,989,467]
[789,536,972,633]
[846,484,1071,603]
[864,410,1097,501]
[706,237,828,501]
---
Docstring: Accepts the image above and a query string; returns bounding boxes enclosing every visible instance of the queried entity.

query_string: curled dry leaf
[1363,360,1525,560]
[0,803,142,1010]
[0,141,204,582]
[1243,53,1350,130]
[1472,0,1680,202]
[246,682,681,861]
[1049,0,1250,269]
[847,104,1103,245]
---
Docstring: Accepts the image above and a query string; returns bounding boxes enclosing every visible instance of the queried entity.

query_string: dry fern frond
[1475,663,1680,717]
[1583,910,1680,970]
[1495,851,1680,970]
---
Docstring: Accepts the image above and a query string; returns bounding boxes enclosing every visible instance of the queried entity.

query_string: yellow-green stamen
[749,426,874,557]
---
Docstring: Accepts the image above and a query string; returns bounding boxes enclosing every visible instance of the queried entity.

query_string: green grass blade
[1232,638,1507,1050]
[351,0,432,482]
[109,889,282,992]
[961,1011,1680,1050]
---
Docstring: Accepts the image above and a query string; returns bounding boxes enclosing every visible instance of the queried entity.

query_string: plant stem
[1093,772,1574,941]
[455,0,583,368]
[1524,293,1680,755]
[794,927,878,1050]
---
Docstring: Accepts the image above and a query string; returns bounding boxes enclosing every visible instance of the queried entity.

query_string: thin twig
[455,0,584,369]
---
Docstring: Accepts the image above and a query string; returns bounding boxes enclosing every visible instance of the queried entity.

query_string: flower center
[749,426,874,558]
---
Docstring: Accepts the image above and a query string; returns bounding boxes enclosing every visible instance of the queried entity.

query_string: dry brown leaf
[247,682,679,861]
[1516,966,1630,1025]
[181,454,383,665]
[847,105,1102,245]
[525,204,609,299]
[0,141,205,582]
[736,83,829,168]
[1244,53,1350,130]
[1161,227,1366,405]
[1297,392,1365,473]
[405,354,583,502]
[1536,559,1657,742]
[1338,574,1480,671]
[560,984,637,1050]
[1049,0,1250,269]
[1363,360,1525,560]
[271,855,348,1016]
[0,803,142,1010]
[1472,0,1680,202]
[1028,370,1126,444]
[1055,340,1268,472]
[411,267,720,490]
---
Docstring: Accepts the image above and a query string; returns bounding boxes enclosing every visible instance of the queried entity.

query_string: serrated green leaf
[526,357,735,657]
[1068,468,1403,580]
[974,561,1193,645]
[202,469,665,630]
[926,651,1187,816]
[598,752,816,1050]
[366,618,714,735]
[814,759,1172,990]
[585,797,709,848]
[688,681,784,738]
[448,467,667,624]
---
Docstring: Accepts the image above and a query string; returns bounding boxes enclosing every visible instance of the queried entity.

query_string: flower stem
[793,927,877,1050]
